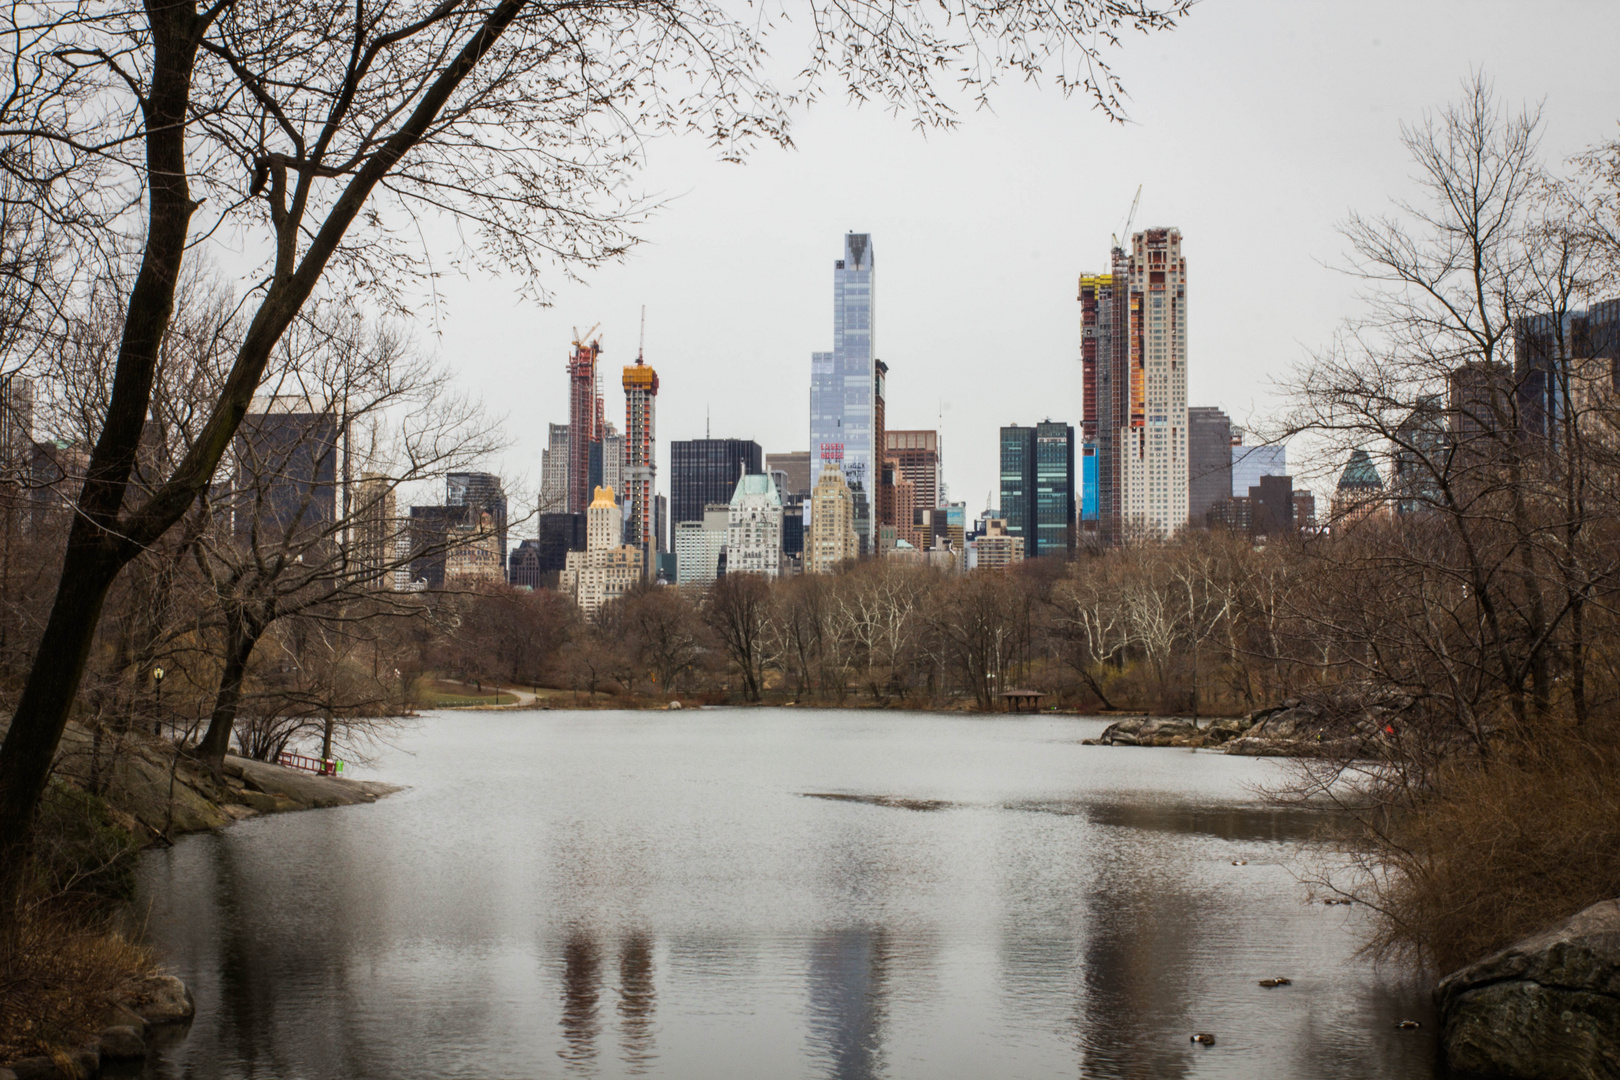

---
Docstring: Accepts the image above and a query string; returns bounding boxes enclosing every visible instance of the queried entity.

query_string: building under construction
[566,331,602,515]
[622,332,659,576]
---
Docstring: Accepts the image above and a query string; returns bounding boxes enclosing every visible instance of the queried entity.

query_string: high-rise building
[562,486,643,616]
[622,348,659,572]
[1035,421,1076,557]
[1081,228,1188,540]
[533,512,586,580]
[540,422,570,514]
[999,421,1075,558]
[674,504,729,588]
[885,430,939,533]
[726,474,783,577]
[806,464,859,574]
[873,358,889,535]
[1000,425,1034,553]
[235,396,342,538]
[447,471,508,566]
[567,335,602,514]
[1231,443,1286,497]
[600,423,624,511]
[1330,449,1387,530]
[1514,298,1620,446]
[810,233,876,551]
[443,510,504,585]
[1187,406,1233,525]
[350,472,397,586]
[766,452,812,501]
[967,518,1025,571]
[670,438,762,525]
[0,374,33,480]
[1079,258,1127,543]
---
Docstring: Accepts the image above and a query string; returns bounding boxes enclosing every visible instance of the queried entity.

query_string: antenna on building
[1111,184,1142,250]
[706,405,710,440]
[637,305,646,364]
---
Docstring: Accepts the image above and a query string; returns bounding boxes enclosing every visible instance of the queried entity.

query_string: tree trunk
[197,613,264,770]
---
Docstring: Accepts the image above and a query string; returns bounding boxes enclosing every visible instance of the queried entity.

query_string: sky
[414,0,1620,532]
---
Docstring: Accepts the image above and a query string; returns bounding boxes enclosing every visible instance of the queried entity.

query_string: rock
[102,1001,148,1033]
[98,1025,146,1059]
[132,974,195,1025]
[235,790,280,813]
[1437,897,1620,1079]
[668,701,683,710]
[6,1046,97,1080]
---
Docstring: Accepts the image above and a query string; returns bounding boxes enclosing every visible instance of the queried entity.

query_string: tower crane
[571,323,601,350]
[1110,184,1142,251]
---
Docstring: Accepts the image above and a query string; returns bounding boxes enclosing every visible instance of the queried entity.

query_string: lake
[132,708,1443,1079]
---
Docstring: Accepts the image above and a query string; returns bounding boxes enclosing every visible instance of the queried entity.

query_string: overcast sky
[417,0,1620,531]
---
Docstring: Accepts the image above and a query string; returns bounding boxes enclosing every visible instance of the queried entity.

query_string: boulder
[5,1046,97,1080]
[132,974,195,1025]
[1437,897,1620,1079]
[101,1001,148,1035]
[98,1025,146,1059]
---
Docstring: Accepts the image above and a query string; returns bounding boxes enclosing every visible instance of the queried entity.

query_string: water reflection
[806,929,890,1080]
[559,928,602,1069]
[617,932,657,1073]
[130,709,1444,1080]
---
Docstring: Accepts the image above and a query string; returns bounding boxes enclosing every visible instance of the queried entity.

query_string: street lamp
[152,667,166,737]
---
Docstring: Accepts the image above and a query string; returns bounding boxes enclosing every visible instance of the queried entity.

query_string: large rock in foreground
[1437,898,1620,1079]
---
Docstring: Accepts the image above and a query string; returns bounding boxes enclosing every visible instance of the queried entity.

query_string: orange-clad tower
[622,316,659,573]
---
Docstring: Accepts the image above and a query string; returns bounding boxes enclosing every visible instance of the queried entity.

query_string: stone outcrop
[1082,698,1408,758]
[131,974,196,1026]
[1437,898,1620,1079]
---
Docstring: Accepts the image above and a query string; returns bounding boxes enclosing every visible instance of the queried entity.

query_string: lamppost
[152,667,166,737]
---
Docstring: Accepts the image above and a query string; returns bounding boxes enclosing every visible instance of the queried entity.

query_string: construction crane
[571,323,601,350]
[1110,184,1142,251]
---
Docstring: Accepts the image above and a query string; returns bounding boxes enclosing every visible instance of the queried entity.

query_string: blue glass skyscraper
[809,233,875,551]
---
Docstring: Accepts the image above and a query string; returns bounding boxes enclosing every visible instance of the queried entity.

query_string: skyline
[387,2,1620,531]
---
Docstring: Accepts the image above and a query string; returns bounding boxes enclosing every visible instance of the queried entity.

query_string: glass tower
[809,233,875,551]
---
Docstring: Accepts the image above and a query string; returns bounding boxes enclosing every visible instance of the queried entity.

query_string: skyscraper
[447,471,508,566]
[885,429,939,533]
[567,334,602,514]
[809,233,876,551]
[234,395,342,538]
[622,346,659,572]
[1187,406,1233,525]
[1081,227,1188,541]
[669,438,762,525]
[540,422,569,514]
[806,464,859,574]
[1001,422,1075,558]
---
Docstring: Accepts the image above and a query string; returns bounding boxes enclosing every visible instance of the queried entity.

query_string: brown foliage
[0,909,153,1061]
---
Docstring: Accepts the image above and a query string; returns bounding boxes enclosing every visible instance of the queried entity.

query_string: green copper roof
[730,472,781,506]
[1337,448,1383,490]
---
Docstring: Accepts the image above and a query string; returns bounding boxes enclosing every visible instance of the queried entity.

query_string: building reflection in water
[559,928,602,1069]
[806,928,890,1080]
[618,931,657,1073]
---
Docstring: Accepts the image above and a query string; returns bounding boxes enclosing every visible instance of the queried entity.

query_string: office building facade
[1000,422,1075,558]
[447,471,508,566]
[1187,406,1233,525]
[670,438,762,525]
[806,464,859,574]
[809,233,876,551]
[1231,443,1286,498]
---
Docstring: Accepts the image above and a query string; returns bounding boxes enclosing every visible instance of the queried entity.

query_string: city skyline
[399,2,1617,523]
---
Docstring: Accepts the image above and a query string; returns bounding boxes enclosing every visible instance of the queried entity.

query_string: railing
[275,750,344,776]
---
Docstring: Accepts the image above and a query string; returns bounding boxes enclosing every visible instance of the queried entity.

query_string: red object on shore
[276,751,332,775]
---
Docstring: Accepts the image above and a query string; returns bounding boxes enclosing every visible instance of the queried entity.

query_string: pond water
[132,709,1443,1079]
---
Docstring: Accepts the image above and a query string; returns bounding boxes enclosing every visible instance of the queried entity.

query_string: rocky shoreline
[1081,700,1373,757]
[2,728,399,1079]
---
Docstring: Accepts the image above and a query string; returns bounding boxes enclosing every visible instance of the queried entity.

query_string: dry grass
[0,907,155,1061]
[1371,724,1620,974]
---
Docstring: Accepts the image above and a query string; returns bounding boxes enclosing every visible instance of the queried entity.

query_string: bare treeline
[433,530,1308,715]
